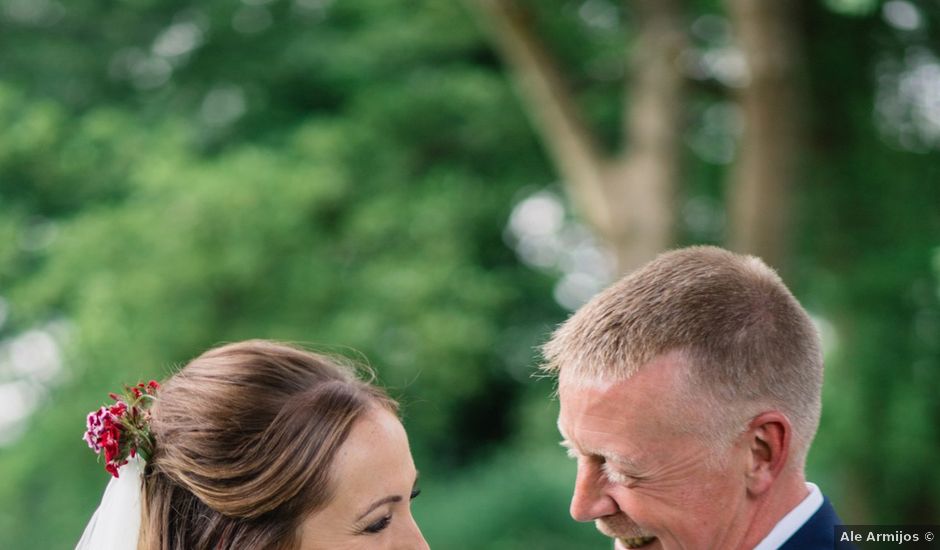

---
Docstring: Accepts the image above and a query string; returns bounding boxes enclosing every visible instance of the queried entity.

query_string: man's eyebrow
[557,420,643,469]
[354,472,420,522]
[559,440,643,471]
[600,451,643,471]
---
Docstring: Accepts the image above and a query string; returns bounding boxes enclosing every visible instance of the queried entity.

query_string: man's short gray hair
[542,246,823,467]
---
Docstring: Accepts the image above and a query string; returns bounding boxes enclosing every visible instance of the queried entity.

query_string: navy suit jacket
[779,495,851,550]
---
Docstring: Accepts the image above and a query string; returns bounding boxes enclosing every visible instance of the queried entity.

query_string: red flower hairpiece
[83,380,160,478]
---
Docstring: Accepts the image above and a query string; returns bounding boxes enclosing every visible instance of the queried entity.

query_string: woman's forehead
[330,409,415,496]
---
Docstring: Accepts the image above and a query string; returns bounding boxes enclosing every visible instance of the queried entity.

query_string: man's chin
[613,535,659,550]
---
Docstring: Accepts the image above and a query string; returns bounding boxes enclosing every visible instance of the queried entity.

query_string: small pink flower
[108,401,127,417]
[83,382,158,478]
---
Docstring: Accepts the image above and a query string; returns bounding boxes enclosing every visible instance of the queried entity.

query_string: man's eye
[363,515,392,534]
[601,462,633,485]
[410,488,421,500]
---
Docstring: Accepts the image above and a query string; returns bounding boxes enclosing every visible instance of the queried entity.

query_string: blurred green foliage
[0,0,938,548]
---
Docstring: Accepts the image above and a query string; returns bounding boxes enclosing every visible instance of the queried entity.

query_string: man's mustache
[596,514,655,539]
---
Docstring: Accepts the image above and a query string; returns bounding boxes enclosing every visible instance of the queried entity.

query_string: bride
[77,340,429,549]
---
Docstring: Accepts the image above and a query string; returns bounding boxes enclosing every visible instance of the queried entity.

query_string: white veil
[75,456,144,550]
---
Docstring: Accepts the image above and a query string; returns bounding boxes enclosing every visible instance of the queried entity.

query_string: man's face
[557,352,752,550]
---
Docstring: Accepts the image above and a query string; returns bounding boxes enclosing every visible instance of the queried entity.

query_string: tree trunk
[610,0,686,274]
[466,0,687,275]
[724,0,806,271]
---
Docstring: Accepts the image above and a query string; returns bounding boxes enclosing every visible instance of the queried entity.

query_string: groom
[542,246,844,550]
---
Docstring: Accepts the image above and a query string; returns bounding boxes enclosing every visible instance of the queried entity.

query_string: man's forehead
[557,371,638,405]
[557,365,622,390]
[555,360,693,461]
[556,387,636,448]
[557,351,692,403]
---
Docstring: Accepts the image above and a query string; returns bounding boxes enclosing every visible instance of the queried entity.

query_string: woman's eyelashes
[360,488,421,535]
[363,515,392,534]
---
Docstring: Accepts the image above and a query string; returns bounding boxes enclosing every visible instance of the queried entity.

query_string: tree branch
[467,0,688,275]
[464,0,613,233]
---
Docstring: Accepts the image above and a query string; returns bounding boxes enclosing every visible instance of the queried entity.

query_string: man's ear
[744,411,791,496]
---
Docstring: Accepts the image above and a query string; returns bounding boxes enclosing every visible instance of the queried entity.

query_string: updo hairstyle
[139,340,397,550]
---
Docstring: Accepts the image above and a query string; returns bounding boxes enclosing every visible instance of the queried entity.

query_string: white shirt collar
[752,482,823,550]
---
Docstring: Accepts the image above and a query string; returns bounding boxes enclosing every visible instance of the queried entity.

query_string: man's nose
[570,461,619,522]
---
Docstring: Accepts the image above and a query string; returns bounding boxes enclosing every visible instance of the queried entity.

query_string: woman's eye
[410,488,421,500]
[363,515,392,534]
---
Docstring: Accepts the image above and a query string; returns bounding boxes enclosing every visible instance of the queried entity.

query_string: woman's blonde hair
[139,340,397,550]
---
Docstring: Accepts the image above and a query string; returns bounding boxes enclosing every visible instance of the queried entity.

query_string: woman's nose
[403,512,430,550]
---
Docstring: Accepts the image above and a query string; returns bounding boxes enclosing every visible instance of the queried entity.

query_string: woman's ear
[744,411,792,496]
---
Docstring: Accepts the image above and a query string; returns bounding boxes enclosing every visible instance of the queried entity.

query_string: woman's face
[298,406,429,550]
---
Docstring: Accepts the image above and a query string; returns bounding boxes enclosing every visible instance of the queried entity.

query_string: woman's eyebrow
[354,471,420,522]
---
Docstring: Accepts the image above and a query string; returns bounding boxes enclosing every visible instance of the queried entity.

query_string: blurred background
[1,0,938,547]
